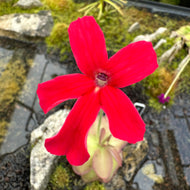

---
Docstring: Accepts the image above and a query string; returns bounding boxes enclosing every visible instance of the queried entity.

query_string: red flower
[37,16,158,166]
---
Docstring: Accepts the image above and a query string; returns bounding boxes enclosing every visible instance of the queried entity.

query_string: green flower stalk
[72,112,127,182]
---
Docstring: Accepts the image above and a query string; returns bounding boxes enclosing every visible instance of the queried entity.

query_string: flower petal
[37,74,95,113]
[45,89,101,166]
[100,86,145,143]
[68,16,108,77]
[107,41,158,88]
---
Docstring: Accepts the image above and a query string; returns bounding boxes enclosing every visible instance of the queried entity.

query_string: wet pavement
[0,37,189,189]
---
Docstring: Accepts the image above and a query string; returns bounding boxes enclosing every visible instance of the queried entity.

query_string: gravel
[0,144,30,190]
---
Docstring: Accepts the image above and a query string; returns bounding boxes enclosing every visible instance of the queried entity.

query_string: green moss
[44,0,84,60]
[142,67,175,112]
[84,181,105,190]
[46,22,70,60]
[169,47,187,70]
[0,120,9,144]
[155,36,175,58]
[49,165,70,190]
[42,0,69,11]
[0,59,28,117]
[144,42,189,111]
[0,0,46,16]
[45,2,190,59]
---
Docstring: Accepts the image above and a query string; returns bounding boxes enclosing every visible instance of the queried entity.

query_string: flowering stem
[164,54,190,98]
[97,109,104,136]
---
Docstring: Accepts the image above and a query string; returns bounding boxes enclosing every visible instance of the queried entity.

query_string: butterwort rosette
[72,115,128,182]
[37,16,158,166]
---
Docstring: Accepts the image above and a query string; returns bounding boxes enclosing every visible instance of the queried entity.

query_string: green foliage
[43,0,84,23]
[79,0,127,19]
[84,181,105,190]
[0,0,46,16]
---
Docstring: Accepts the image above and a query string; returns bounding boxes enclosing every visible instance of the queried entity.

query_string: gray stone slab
[14,0,43,9]
[133,160,165,190]
[0,11,53,42]
[0,103,31,156]
[32,60,67,113]
[184,167,190,186]
[173,117,190,165]
[161,130,179,186]
[18,54,47,108]
[41,60,67,82]
[0,47,13,76]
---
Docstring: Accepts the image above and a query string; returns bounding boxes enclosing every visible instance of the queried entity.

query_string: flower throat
[96,72,108,87]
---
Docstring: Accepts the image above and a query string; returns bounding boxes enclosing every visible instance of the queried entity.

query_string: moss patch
[0,0,46,16]
[49,165,70,190]
[84,181,105,190]
[0,120,9,144]
[154,36,175,58]
[42,0,69,11]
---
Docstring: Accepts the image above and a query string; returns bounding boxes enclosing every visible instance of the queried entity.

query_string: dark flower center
[96,72,108,87]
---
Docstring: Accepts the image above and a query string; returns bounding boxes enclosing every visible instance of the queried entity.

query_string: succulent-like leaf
[92,148,113,182]
[109,137,128,151]
[72,159,92,175]
[82,169,99,182]
[99,127,106,144]
[104,0,124,16]
[107,146,122,166]
[78,2,98,12]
